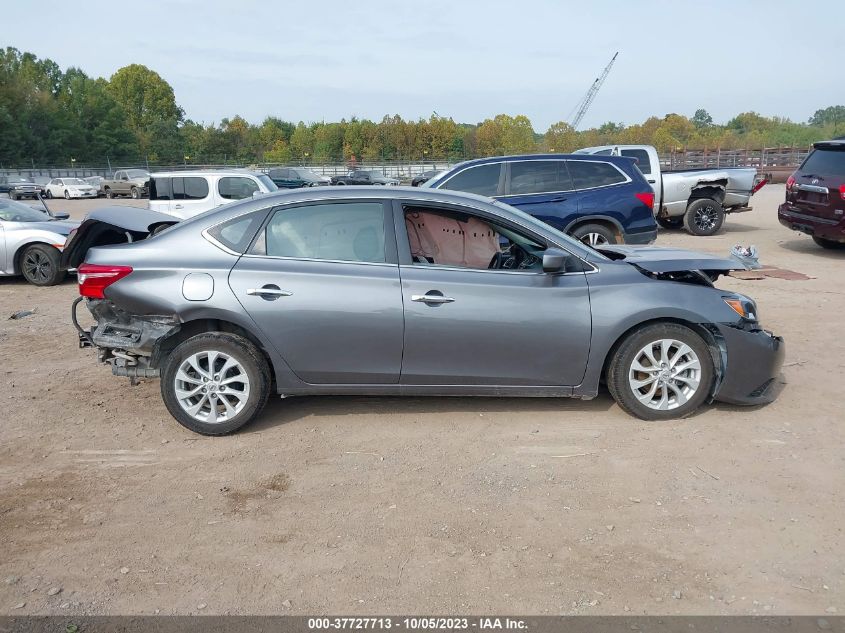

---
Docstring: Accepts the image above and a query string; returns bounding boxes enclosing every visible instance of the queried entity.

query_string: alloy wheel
[628,338,702,411]
[174,351,251,424]
[693,204,719,232]
[581,232,608,247]
[22,250,52,284]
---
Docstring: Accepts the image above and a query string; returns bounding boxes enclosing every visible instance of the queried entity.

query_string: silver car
[66,187,784,435]
[0,198,76,285]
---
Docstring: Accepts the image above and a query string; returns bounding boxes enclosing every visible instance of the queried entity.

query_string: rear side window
[218,176,259,200]
[620,149,651,175]
[508,160,573,195]
[440,164,501,196]
[801,149,845,175]
[252,202,386,263]
[567,161,627,189]
[174,177,209,200]
[206,210,269,253]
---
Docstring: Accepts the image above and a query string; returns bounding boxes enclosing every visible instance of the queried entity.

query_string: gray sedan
[0,198,76,285]
[66,187,784,434]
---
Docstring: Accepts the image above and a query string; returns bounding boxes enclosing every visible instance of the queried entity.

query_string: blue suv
[423,154,658,246]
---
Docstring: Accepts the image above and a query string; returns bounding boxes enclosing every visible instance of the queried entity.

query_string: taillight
[840,184,845,201]
[635,191,655,210]
[786,175,796,191]
[77,264,133,299]
[751,176,768,194]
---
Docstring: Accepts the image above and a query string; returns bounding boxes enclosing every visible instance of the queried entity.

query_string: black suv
[423,154,657,246]
[778,140,845,249]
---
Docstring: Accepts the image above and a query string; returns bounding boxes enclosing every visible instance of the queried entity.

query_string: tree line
[2,47,843,168]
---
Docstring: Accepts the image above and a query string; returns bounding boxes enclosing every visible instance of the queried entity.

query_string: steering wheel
[488,252,506,269]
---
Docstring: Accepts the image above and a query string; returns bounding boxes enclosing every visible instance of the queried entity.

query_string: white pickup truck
[575,145,767,236]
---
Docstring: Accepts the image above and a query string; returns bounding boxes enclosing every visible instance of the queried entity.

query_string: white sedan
[45,178,98,200]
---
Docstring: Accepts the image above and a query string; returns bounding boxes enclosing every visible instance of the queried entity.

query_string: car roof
[813,139,845,150]
[150,169,265,177]
[444,153,633,171]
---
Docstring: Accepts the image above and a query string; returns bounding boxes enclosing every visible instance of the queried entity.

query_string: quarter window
[253,202,386,263]
[566,161,627,189]
[508,161,573,195]
[206,210,269,253]
[218,176,259,200]
[440,164,501,196]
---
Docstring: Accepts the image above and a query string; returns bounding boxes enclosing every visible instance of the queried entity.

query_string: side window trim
[242,199,398,266]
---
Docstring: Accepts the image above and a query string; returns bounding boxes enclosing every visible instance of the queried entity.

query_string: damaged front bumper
[712,323,785,405]
[72,297,179,378]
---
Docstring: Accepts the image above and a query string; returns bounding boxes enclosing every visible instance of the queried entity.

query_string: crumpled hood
[597,244,748,273]
[24,220,78,236]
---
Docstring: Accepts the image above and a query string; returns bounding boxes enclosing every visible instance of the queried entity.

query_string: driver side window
[402,205,545,271]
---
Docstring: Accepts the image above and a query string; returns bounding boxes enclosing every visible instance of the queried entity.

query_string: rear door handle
[549,196,568,202]
[647,179,657,184]
[411,293,455,304]
[247,286,293,298]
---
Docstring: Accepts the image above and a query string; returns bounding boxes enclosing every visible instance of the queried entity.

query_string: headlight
[724,296,758,321]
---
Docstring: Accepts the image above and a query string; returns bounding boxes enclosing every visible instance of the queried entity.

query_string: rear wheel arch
[688,185,726,205]
[564,217,623,242]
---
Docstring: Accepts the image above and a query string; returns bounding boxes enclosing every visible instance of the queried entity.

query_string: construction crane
[568,52,618,131]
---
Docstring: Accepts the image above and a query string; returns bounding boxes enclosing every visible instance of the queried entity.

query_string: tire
[11,193,18,201]
[812,235,845,250]
[105,187,113,199]
[64,189,70,200]
[571,223,617,247]
[607,322,714,421]
[46,189,53,199]
[160,332,271,435]
[130,186,139,199]
[20,244,66,286]
[335,181,346,185]
[656,215,683,229]
[683,198,724,236]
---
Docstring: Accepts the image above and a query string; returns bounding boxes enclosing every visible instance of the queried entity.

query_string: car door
[394,200,592,386]
[228,199,404,384]
[169,176,212,218]
[498,159,583,233]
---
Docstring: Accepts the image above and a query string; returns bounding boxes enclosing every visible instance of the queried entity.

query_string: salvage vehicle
[148,170,277,219]
[778,139,845,249]
[0,175,42,200]
[267,167,331,188]
[575,145,767,236]
[84,176,106,197]
[101,169,150,199]
[66,187,783,435]
[0,198,75,285]
[331,170,400,186]
[423,154,657,246]
[45,177,98,200]
[411,169,442,187]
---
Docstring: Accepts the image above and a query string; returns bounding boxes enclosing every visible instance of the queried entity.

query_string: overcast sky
[6,0,841,131]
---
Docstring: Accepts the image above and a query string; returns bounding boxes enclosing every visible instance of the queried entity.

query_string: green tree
[692,109,713,129]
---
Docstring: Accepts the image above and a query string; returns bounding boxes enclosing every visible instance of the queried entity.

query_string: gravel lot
[1,186,843,616]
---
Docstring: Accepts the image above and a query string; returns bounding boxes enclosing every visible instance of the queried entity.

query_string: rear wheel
[160,333,271,435]
[656,215,683,229]
[812,235,845,250]
[571,223,616,247]
[684,198,724,236]
[20,244,66,286]
[607,323,714,421]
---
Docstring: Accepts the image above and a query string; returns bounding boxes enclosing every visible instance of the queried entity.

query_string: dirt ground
[1,186,843,616]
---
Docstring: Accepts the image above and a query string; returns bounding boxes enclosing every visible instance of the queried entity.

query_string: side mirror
[542,248,569,273]
[252,190,264,199]
[51,211,70,220]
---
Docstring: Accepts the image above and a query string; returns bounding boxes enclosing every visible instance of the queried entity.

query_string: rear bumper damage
[712,323,785,406]
[73,297,179,377]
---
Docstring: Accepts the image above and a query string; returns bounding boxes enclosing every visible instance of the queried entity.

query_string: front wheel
[130,186,139,199]
[607,323,714,421]
[105,187,113,199]
[46,189,53,199]
[64,189,70,200]
[571,223,616,247]
[812,235,845,250]
[20,244,66,286]
[160,333,271,435]
[684,198,724,236]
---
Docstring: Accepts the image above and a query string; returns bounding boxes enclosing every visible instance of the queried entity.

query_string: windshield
[294,169,322,179]
[0,199,51,222]
[126,170,150,179]
[256,174,278,191]
[8,176,34,184]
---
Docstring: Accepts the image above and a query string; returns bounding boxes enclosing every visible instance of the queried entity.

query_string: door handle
[549,196,568,202]
[647,179,656,184]
[173,204,184,209]
[411,293,455,304]
[247,286,293,297]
